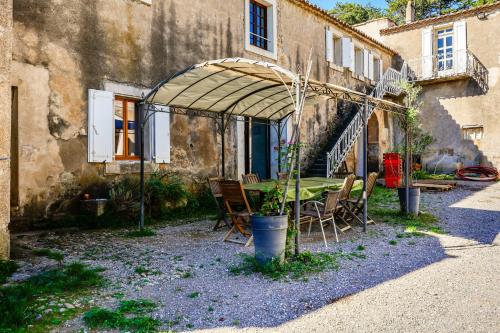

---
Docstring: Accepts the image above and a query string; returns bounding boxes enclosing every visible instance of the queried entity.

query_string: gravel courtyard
[9,181,500,332]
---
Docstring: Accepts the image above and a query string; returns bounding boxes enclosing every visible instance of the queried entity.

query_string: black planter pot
[398,187,421,215]
[251,215,288,265]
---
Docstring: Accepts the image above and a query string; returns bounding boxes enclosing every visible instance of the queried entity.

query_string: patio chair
[207,177,231,231]
[277,172,288,181]
[219,180,253,247]
[242,173,261,184]
[333,174,358,231]
[300,190,343,247]
[345,172,379,225]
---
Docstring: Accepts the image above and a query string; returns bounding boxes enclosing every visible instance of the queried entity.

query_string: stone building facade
[1,0,397,244]
[358,2,500,172]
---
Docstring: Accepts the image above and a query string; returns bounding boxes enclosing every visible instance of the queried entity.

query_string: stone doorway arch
[367,114,380,172]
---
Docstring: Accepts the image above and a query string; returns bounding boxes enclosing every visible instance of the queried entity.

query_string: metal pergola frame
[138,57,408,253]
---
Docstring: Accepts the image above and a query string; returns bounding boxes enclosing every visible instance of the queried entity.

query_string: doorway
[11,87,19,208]
[250,119,270,180]
[367,114,380,172]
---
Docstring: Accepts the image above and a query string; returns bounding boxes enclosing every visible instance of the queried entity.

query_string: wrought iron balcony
[405,49,488,92]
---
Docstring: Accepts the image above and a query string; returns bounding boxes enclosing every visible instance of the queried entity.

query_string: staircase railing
[326,64,408,177]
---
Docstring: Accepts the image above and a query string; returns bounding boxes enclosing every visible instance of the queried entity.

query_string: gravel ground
[8,181,500,332]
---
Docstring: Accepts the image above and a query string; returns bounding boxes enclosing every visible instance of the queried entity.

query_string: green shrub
[0,260,18,284]
[32,248,64,263]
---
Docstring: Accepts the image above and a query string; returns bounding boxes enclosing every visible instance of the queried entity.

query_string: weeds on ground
[32,248,65,263]
[0,260,18,284]
[83,298,159,333]
[229,251,340,280]
[0,262,104,332]
[125,228,156,238]
[412,170,455,180]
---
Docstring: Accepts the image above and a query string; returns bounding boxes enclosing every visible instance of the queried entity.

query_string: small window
[436,27,454,72]
[333,36,342,67]
[114,96,139,159]
[250,1,268,50]
[355,47,364,76]
[462,126,483,141]
[373,58,381,81]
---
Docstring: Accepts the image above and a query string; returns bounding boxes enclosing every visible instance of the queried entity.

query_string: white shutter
[142,104,154,161]
[341,37,351,68]
[88,89,114,162]
[379,59,383,81]
[454,21,467,73]
[363,49,369,78]
[325,29,334,63]
[153,105,171,163]
[350,42,355,72]
[368,54,375,80]
[422,27,433,78]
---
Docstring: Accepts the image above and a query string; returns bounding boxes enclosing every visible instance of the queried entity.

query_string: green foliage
[108,175,140,219]
[259,181,289,216]
[329,2,385,25]
[187,292,200,298]
[32,248,64,263]
[125,228,156,238]
[389,240,398,245]
[229,251,340,280]
[412,170,455,180]
[0,260,18,284]
[83,306,160,333]
[0,262,103,332]
[117,299,157,314]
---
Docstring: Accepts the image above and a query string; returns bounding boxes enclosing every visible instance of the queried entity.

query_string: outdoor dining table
[243,177,352,202]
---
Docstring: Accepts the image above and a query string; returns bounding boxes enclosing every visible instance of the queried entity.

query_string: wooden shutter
[325,29,334,63]
[350,42,355,72]
[153,105,171,163]
[88,89,114,162]
[341,37,351,68]
[379,59,383,81]
[363,49,369,78]
[454,21,467,73]
[141,104,154,161]
[368,53,375,80]
[421,27,433,78]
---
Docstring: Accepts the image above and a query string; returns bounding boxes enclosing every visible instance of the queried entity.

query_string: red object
[383,153,402,188]
[455,166,499,181]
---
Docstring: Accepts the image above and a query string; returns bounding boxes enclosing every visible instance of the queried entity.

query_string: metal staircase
[326,64,408,177]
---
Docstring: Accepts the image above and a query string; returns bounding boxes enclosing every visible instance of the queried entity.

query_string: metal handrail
[326,63,407,177]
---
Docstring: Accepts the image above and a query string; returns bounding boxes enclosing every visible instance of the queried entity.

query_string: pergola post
[139,103,146,231]
[362,97,368,232]
[221,113,225,177]
[277,119,282,173]
[294,78,301,255]
[405,122,410,214]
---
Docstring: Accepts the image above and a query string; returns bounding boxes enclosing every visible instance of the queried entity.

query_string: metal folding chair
[207,177,231,230]
[219,180,253,247]
[300,190,343,247]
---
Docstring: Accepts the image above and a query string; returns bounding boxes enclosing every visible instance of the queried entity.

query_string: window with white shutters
[88,89,114,163]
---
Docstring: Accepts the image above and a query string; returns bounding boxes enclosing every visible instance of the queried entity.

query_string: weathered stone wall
[0,0,12,258]
[380,9,500,172]
[11,0,394,221]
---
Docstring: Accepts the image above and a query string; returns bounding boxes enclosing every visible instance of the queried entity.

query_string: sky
[308,0,388,10]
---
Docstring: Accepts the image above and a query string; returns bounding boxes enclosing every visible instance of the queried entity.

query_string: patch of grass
[118,299,157,314]
[413,170,455,180]
[83,305,160,333]
[181,271,192,278]
[32,248,64,262]
[0,262,104,332]
[389,240,398,246]
[125,228,156,238]
[188,292,200,299]
[208,306,214,312]
[356,245,365,251]
[232,319,241,326]
[0,260,18,284]
[186,323,194,329]
[229,251,339,280]
[135,266,149,275]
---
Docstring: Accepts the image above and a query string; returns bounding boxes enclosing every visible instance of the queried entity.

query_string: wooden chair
[276,172,288,181]
[345,172,379,225]
[207,177,231,231]
[241,173,261,184]
[219,180,253,247]
[333,174,357,232]
[300,190,343,247]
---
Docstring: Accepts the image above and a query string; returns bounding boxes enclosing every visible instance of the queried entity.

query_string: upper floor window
[114,96,139,160]
[436,27,453,72]
[250,1,268,50]
[373,57,381,81]
[354,47,364,77]
[245,0,277,59]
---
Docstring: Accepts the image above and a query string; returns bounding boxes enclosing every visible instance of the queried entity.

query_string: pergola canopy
[144,58,406,122]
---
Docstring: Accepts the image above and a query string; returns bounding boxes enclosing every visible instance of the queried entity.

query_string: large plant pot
[397,187,421,215]
[251,215,288,265]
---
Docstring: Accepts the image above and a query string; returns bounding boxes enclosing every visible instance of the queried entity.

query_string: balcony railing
[405,49,488,92]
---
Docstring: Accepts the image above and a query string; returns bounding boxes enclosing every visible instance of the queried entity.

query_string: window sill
[329,63,344,72]
[105,160,155,174]
[244,44,277,61]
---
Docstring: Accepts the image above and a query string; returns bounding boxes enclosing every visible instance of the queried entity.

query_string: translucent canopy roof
[144,58,405,121]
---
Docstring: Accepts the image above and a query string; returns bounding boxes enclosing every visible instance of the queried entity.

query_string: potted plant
[396,81,431,215]
[251,182,289,265]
